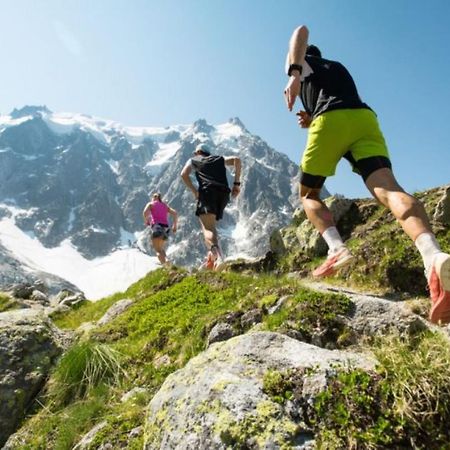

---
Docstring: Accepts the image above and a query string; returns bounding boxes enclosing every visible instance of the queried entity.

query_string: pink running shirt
[148,201,169,226]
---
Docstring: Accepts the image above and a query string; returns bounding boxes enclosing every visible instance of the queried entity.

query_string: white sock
[322,226,345,254]
[415,232,441,275]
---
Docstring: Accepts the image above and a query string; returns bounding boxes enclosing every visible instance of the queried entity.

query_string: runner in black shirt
[181,143,242,270]
[284,24,450,325]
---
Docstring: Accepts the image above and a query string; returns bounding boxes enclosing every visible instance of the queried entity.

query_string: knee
[299,185,321,202]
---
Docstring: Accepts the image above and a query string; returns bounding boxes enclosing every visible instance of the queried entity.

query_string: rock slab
[0,309,64,447]
[144,331,374,450]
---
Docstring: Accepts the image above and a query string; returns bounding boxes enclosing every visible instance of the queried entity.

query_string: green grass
[311,331,450,449]
[0,292,20,312]
[96,271,307,375]
[262,287,353,347]
[374,332,450,446]
[51,268,181,329]
[89,390,150,449]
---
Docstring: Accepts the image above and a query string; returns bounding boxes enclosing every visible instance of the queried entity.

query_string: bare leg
[198,213,219,251]
[152,237,167,264]
[365,168,431,241]
[299,183,352,276]
[366,168,450,324]
[299,184,335,233]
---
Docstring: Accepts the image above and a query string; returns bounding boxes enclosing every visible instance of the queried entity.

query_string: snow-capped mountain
[0,105,303,297]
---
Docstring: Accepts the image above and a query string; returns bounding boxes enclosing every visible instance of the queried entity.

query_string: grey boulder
[0,309,64,447]
[144,331,374,450]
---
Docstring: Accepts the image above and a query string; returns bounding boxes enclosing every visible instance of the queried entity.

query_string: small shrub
[262,367,315,405]
[262,369,295,404]
[263,288,353,347]
[313,368,398,449]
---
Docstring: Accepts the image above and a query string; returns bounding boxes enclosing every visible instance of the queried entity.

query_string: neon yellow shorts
[301,108,390,178]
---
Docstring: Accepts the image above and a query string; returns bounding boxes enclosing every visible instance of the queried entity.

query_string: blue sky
[1,0,449,198]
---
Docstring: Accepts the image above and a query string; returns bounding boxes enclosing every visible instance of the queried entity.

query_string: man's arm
[284,25,309,111]
[180,160,199,199]
[167,206,178,232]
[224,156,242,198]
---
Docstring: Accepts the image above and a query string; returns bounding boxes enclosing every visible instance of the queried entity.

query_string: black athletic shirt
[301,55,371,119]
[191,155,230,192]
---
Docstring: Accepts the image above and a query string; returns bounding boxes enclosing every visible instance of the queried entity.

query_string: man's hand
[296,110,312,128]
[284,73,301,111]
[231,185,240,198]
[192,189,199,200]
[172,225,177,233]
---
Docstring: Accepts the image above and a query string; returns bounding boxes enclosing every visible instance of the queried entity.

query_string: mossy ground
[11,268,357,449]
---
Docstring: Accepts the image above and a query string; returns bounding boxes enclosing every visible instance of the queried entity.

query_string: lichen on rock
[144,331,374,449]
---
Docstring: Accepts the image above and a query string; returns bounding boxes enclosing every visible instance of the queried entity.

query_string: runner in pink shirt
[143,193,178,266]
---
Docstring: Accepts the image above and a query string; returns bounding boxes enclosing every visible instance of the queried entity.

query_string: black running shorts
[151,223,169,240]
[195,188,230,220]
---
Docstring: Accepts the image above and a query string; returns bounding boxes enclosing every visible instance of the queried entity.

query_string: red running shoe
[312,247,354,278]
[199,251,215,271]
[428,253,450,325]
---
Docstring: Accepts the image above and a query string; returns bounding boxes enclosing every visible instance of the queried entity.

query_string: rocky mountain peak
[9,105,52,119]
[228,116,247,131]
[192,118,214,134]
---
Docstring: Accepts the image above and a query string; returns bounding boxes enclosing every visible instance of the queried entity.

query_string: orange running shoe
[428,253,450,325]
[199,251,215,271]
[312,247,354,278]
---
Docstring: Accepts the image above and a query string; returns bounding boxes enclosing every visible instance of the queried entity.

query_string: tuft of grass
[48,341,125,407]
[0,292,20,312]
[374,332,450,446]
